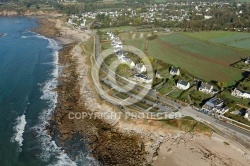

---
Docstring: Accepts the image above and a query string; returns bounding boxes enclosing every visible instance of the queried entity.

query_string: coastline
[0,9,62,17]
[35,15,149,165]
[34,14,250,166]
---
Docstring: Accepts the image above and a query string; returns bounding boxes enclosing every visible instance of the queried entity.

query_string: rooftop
[177,80,189,86]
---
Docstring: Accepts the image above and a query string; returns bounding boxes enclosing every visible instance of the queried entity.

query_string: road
[90,28,250,141]
[102,78,173,112]
[181,106,250,139]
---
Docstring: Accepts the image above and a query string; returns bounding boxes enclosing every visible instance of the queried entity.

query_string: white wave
[11,114,27,152]
[75,151,99,166]
[31,36,77,166]
[32,34,61,50]
[48,151,77,166]
[21,34,61,52]
[21,35,31,39]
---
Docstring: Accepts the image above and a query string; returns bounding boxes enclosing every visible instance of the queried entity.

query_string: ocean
[0,17,80,166]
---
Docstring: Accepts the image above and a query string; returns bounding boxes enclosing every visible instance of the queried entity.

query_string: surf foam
[30,34,77,165]
[31,33,97,166]
[11,114,27,152]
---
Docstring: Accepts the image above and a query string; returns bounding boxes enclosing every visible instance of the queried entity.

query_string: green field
[184,31,250,50]
[98,26,135,32]
[121,31,250,85]
[161,117,212,133]
[154,0,168,3]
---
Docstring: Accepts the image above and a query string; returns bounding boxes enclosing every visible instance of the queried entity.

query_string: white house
[135,63,147,73]
[204,15,212,19]
[114,44,123,49]
[113,44,123,52]
[199,82,213,94]
[156,72,162,79]
[68,18,73,24]
[80,19,86,27]
[200,97,228,115]
[119,57,135,68]
[170,67,180,76]
[245,108,250,121]
[245,57,250,65]
[177,80,190,90]
[231,88,250,99]
[134,74,152,84]
[111,41,116,46]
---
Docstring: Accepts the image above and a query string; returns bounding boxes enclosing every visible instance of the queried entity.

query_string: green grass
[158,78,175,94]
[189,90,212,107]
[232,61,249,70]
[104,54,117,66]
[115,92,129,99]
[154,0,168,3]
[168,89,183,99]
[238,78,250,92]
[218,90,250,108]
[161,118,212,133]
[81,36,94,55]
[98,26,135,32]
[182,116,195,120]
[133,101,152,110]
[160,33,248,62]
[101,41,111,50]
[224,112,250,126]
[184,31,250,50]
[209,33,250,50]
[146,34,158,40]
[158,86,172,94]
[178,86,194,103]
[126,52,141,64]
[123,32,250,85]
[124,38,146,51]
[144,96,157,103]
[183,31,242,40]
[116,64,132,77]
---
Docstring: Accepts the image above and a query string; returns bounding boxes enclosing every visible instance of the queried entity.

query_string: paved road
[90,29,250,141]
[102,78,173,112]
[181,106,250,139]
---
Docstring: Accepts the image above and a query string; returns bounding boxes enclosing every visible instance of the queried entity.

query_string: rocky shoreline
[36,15,149,165]
[0,10,62,17]
[35,14,250,166]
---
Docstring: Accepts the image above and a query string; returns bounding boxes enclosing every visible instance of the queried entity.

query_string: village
[93,30,250,130]
[66,1,250,32]
[63,0,250,131]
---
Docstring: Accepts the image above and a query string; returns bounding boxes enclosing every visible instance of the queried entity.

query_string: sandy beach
[35,14,250,166]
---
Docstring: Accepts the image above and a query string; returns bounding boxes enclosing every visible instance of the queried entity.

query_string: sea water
[0,17,95,166]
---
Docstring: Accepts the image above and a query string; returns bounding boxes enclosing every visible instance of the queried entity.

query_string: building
[204,15,212,19]
[156,72,162,79]
[135,63,147,73]
[245,57,250,65]
[199,82,213,94]
[170,67,180,76]
[245,108,250,121]
[176,80,190,90]
[134,74,152,84]
[201,97,228,115]
[119,57,135,68]
[231,88,250,99]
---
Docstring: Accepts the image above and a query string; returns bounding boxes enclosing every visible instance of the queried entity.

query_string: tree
[217,82,227,90]
[114,29,120,35]
[25,2,31,8]
[35,4,40,10]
